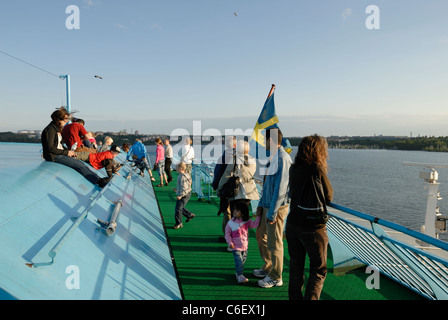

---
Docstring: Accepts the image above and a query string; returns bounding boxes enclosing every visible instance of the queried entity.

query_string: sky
[1,0,448,137]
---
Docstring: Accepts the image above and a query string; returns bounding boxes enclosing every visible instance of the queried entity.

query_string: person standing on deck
[225,201,261,284]
[154,138,168,187]
[218,140,259,250]
[212,136,236,242]
[180,137,195,175]
[173,162,195,229]
[164,138,173,184]
[286,134,333,300]
[254,128,292,288]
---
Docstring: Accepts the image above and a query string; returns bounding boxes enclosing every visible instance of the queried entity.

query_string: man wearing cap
[76,145,123,182]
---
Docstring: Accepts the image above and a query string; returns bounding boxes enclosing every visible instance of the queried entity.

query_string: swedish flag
[250,84,292,154]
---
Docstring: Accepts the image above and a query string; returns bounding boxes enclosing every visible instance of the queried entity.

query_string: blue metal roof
[0,143,182,300]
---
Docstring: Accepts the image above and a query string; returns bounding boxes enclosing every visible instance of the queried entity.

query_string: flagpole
[266,84,275,100]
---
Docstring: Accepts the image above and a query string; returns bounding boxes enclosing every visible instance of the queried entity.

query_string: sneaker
[236,274,249,284]
[253,268,268,278]
[173,223,183,229]
[186,214,195,223]
[258,276,283,288]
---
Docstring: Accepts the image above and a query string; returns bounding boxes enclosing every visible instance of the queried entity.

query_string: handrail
[106,200,122,235]
[329,203,448,252]
[191,163,216,200]
[103,171,132,235]
[26,173,118,268]
[327,202,448,300]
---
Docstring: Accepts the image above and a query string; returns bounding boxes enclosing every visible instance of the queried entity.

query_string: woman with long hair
[286,134,333,300]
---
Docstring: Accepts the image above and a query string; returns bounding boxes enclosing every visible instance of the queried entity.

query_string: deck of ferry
[0,142,430,301]
[152,171,423,300]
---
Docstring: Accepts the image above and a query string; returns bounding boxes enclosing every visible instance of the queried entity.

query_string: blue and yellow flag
[250,84,292,154]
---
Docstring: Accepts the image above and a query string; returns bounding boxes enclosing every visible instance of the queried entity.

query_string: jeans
[285,223,329,300]
[232,250,248,276]
[175,192,194,225]
[137,158,150,170]
[53,154,100,185]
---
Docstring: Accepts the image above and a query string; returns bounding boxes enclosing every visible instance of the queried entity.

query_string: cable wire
[0,49,60,78]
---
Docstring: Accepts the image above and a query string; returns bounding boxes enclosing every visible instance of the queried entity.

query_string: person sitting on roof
[126,138,155,181]
[84,131,98,150]
[61,118,96,153]
[76,145,123,181]
[41,108,110,188]
[98,136,113,152]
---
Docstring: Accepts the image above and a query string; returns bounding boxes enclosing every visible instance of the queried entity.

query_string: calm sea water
[148,144,448,242]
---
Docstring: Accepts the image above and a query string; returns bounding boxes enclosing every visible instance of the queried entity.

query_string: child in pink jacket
[225,201,261,284]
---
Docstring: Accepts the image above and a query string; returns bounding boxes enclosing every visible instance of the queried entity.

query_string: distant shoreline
[2,131,448,152]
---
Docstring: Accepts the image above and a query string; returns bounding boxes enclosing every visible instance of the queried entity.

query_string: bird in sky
[94,75,103,79]
[234,12,238,17]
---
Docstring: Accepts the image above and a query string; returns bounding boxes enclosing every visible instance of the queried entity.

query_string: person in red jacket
[62,118,95,153]
[76,145,122,178]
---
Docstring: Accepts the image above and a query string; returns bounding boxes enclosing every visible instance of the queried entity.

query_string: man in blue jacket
[126,139,155,181]
[254,128,292,288]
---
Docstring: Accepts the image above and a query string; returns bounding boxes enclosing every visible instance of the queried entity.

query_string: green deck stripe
[153,172,423,300]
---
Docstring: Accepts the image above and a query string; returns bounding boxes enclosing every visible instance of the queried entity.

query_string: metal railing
[170,156,218,201]
[327,203,448,300]
[191,163,217,200]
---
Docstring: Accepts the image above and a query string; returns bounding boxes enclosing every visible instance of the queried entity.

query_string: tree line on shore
[2,131,448,152]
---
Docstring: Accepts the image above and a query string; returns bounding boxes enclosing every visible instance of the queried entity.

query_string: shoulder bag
[220,156,240,198]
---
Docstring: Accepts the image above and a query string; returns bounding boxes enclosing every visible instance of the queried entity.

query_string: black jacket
[41,121,69,161]
[288,161,333,228]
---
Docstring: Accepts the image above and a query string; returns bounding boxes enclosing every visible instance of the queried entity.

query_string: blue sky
[1,0,448,137]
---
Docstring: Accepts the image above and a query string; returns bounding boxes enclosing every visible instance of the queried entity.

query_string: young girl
[225,201,260,284]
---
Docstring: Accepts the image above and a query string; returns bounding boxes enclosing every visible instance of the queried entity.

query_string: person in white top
[181,137,195,174]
